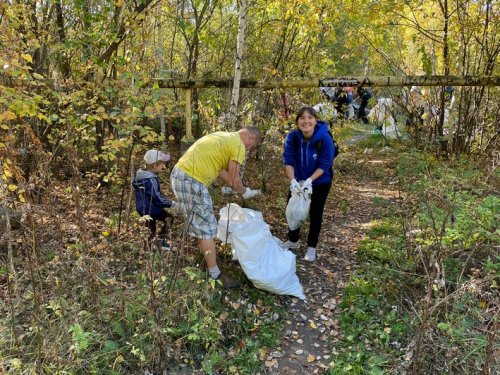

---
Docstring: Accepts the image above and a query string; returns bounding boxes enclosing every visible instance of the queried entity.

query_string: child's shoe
[158,239,171,251]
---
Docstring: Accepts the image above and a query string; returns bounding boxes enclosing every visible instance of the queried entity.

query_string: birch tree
[228,0,249,129]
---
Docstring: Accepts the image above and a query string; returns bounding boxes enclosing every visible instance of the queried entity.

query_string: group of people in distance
[133,106,337,289]
[319,85,373,124]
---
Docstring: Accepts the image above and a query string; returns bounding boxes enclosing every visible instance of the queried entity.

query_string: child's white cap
[144,149,170,164]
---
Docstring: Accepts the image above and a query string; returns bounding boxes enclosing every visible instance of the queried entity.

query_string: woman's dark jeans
[287,182,332,248]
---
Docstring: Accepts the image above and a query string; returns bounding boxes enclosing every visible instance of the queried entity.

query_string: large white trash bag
[217,203,305,299]
[285,190,311,231]
[368,98,399,139]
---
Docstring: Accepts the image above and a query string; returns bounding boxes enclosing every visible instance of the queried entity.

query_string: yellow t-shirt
[176,132,246,186]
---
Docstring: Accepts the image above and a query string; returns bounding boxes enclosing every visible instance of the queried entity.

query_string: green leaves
[437,322,450,330]
[69,323,92,354]
[418,46,433,75]
[484,256,500,274]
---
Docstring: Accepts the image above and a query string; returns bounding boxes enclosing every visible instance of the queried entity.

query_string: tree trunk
[157,6,167,149]
[437,0,449,154]
[97,0,154,64]
[54,0,70,79]
[228,0,249,129]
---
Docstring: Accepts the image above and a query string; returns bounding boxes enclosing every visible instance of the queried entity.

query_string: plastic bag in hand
[285,189,311,231]
[301,178,313,195]
[290,179,301,194]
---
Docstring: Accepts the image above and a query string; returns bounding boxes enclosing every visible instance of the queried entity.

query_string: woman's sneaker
[279,240,300,250]
[304,247,316,262]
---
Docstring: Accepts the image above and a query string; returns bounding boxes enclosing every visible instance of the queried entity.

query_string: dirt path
[265,150,399,374]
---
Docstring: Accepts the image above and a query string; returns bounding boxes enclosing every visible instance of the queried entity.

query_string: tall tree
[229,0,249,127]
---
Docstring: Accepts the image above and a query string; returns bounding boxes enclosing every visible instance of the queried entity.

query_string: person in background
[343,86,354,118]
[320,86,336,102]
[333,86,354,119]
[280,107,335,262]
[444,86,455,109]
[133,149,177,250]
[356,86,373,124]
[170,127,262,288]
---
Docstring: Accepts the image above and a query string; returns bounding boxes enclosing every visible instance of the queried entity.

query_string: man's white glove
[290,179,301,194]
[302,178,313,195]
[242,187,261,200]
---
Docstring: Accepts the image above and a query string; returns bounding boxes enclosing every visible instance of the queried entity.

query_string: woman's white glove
[290,179,301,194]
[242,187,261,199]
[302,178,313,195]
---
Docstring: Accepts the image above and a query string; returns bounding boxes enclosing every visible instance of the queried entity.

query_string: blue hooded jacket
[282,121,335,186]
[132,169,174,218]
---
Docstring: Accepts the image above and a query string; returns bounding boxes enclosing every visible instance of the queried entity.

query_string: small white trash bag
[217,203,305,299]
[285,189,311,231]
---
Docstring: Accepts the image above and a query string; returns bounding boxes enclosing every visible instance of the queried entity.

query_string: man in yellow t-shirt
[170,126,262,288]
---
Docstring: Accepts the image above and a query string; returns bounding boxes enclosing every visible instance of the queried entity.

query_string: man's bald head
[239,126,262,151]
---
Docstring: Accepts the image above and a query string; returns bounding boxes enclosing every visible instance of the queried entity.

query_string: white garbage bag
[313,102,337,121]
[285,189,311,231]
[381,116,398,137]
[368,97,400,139]
[217,203,305,299]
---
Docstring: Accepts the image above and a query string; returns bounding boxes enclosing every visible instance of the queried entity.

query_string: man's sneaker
[304,247,316,262]
[280,240,300,250]
[158,239,171,251]
[216,273,239,289]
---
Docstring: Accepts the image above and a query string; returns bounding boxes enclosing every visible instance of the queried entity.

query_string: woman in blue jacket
[281,107,335,262]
